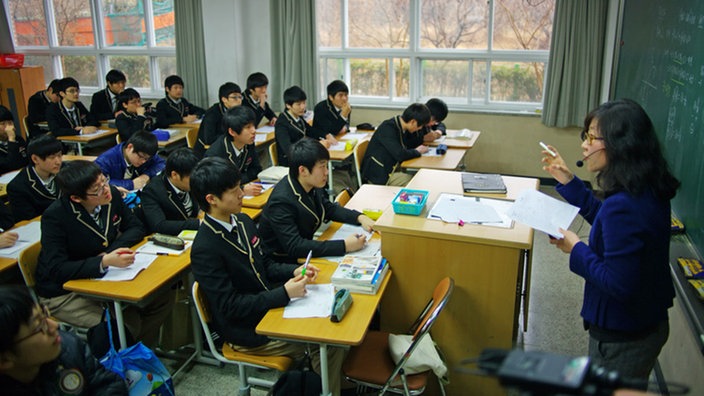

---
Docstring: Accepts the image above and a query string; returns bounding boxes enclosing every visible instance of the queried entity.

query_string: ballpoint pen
[301,250,312,276]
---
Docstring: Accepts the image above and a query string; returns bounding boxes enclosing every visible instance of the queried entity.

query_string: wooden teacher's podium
[374,169,538,396]
[0,66,45,139]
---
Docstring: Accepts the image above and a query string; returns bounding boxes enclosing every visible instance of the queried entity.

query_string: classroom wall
[351,107,591,181]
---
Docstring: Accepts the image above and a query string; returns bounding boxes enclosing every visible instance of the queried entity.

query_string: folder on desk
[461,172,507,194]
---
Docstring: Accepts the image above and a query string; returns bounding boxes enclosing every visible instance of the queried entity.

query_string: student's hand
[82,126,98,135]
[416,145,429,154]
[115,186,130,198]
[423,130,442,142]
[132,175,150,190]
[243,183,262,196]
[101,248,135,269]
[136,106,146,116]
[319,139,331,149]
[284,274,309,298]
[294,263,319,281]
[541,145,574,185]
[326,134,338,146]
[268,117,277,126]
[337,125,348,135]
[340,102,352,118]
[259,93,268,109]
[358,215,375,232]
[3,123,17,142]
[344,233,367,252]
[183,114,198,123]
[549,228,580,254]
[0,232,19,248]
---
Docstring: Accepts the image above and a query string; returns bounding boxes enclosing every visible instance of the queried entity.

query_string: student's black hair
[584,99,680,201]
[165,147,200,177]
[0,285,35,353]
[222,106,256,136]
[56,160,103,199]
[246,72,269,92]
[283,86,307,106]
[326,80,349,98]
[48,79,62,92]
[59,77,79,93]
[288,137,329,178]
[28,134,63,160]
[400,103,431,126]
[190,157,241,213]
[105,69,126,84]
[126,131,159,157]
[0,105,13,122]
[425,98,448,123]
[218,82,242,100]
[117,88,141,109]
[164,75,184,90]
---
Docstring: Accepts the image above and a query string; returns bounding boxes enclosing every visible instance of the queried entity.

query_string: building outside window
[316,0,555,113]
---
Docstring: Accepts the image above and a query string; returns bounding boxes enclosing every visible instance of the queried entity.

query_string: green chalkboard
[614,0,704,256]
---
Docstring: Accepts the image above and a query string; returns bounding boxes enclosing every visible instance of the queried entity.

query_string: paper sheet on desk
[98,254,157,281]
[328,142,347,151]
[422,147,442,157]
[428,193,509,225]
[85,129,113,136]
[243,182,274,198]
[0,222,41,258]
[506,189,579,238]
[319,224,380,262]
[256,126,275,133]
[0,170,20,184]
[284,284,335,318]
[254,134,268,143]
[341,133,368,141]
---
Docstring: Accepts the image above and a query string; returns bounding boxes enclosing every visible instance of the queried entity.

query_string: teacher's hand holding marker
[539,141,575,186]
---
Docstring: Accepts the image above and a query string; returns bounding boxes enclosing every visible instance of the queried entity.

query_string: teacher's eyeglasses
[580,131,604,145]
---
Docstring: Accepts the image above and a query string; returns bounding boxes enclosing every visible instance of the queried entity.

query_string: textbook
[677,257,704,279]
[257,166,288,184]
[461,172,507,194]
[332,256,388,295]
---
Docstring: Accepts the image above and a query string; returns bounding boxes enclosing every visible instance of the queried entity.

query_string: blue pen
[301,250,312,277]
[370,259,387,285]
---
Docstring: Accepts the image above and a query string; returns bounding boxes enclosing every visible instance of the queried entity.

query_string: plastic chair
[21,115,30,140]
[353,139,369,188]
[191,281,293,395]
[186,127,198,149]
[335,187,354,207]
[343,277,454,395]
[268,142,279,166]
[17,241,42,289]
[115,134,122,145]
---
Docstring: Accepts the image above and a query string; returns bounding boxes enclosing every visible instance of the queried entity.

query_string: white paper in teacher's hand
[283,284,335,318]
[506,190,579,238]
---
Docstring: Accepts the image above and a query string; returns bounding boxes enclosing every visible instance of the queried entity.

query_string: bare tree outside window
[53,0,95,46]
[8,0,49,46]
[349,0,409,48]
[420,0,488,49]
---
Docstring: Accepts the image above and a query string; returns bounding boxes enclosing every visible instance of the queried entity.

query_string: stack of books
[461,172,507,194]
[331,255,389,295]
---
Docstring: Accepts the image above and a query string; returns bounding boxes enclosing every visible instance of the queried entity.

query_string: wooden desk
[327,132,372,193]
[374,169,538,396]
[169,121,202,130]
[58,129,118,155]
[255,131,275,147]
[401,148,466,170]
[242,185,273,209]
[64,154,98,162]
[256,261,391,395]
[428,129,481,149]
[0,217,42,278]
[158,128,189,150]
[241,206,262,220]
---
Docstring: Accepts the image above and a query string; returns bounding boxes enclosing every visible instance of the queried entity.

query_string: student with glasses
[114,88,156,142]
[45,77,99,137]
[540,99,680,385]
[95,131,165,192]
[0,285,128,395]
[196,82,244,157]
[35,160,173,345]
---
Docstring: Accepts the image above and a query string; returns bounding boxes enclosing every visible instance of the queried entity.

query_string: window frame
[4,0,175,97]
[317,0,552,114]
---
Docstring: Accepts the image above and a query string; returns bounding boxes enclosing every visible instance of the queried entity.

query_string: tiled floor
[167,186,593,395]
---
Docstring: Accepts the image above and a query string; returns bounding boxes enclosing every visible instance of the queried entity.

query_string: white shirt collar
[207,213,237,232]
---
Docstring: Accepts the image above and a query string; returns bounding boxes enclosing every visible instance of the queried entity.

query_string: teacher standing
[541,99,680,383]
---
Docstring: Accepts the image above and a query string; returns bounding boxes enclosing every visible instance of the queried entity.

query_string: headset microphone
[576,149,604,167]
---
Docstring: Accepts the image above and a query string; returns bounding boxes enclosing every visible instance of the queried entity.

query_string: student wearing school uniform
[7,134,63,223]
[241,72,277,127]
[274,86,316,167]
[90,69,126,121]
[26,79,61,139]
[115,88,156,142]
[141,148,200,235]
[258,138,375,263]
[361,103,430,186]
[0,105,28,174]
[156,75,205,128]
[0,285,128,395]
[45,78,100,137]
[195,82,243,157]
[205,106,263,197]
[95,131,165,192]
[312,80,351,139]
[189,157,346,396]
[421,97,448,142]
[35,160,173,340]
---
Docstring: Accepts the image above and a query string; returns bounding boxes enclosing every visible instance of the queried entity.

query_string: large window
[316,0,554,112]
[5,0,176,96]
